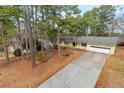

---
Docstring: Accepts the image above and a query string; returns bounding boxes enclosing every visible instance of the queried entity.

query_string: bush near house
[62,52,69,56]
[54,45,58,50]
[61,48,71,56]
[37,53,46,62]
[13,48,21,57]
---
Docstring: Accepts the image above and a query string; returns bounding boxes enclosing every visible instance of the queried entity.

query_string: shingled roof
[60,36,118,45]
[88,37,118,45]
[75,36,94,43]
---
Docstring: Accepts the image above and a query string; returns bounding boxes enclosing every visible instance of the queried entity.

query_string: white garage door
[88,45,111,54]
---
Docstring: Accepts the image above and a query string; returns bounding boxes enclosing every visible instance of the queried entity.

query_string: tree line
[0,5,116,68]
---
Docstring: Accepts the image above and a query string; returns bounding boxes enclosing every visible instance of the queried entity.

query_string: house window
[81,43,87,47]
[64,42,68,45]
[73,42,76,47]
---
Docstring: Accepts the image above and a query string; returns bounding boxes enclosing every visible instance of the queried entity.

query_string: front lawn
[96,46,124,88]
[0,48,83,88]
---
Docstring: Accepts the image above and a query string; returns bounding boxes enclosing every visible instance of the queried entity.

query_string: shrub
[37,53,46,62]
[61,49,71,56]
[62,50,69,56]
[64,53,69,56]
[62,47,66,49]
[54,45,58,50]
[62,52,69,56]
[13,48,21,56]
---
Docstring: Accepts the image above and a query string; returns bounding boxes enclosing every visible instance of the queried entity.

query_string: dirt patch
[96,46,124,88]
[0,48,83,88]
[115,46,124,56]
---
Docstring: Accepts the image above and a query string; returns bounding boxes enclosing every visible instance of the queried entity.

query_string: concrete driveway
[38,51,109,88]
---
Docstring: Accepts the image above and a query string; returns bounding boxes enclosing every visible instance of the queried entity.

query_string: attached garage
[87,37,118,54]
[88,45,111,54]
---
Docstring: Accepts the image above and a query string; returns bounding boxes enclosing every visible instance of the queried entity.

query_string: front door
[73,42,76,47]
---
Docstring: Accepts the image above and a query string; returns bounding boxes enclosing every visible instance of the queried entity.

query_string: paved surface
[38,51,109,88]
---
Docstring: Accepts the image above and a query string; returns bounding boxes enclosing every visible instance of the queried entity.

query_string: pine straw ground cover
[0,48,83,88]
[96,46,124,88]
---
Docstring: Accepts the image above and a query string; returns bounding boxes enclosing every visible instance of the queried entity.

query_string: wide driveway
[38,51,109,88]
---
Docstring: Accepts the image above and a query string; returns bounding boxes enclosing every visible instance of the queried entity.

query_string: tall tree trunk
[45,24,50,60]
[44,6,50,60]
[34,6,38,55]
[31,6,36,54]
[51,7,56,49]
[4,46,9,63]
[86,26,89,36]
[24,5,36,68]
[45,30,50,61]
[57,26,61,58]
[111,24,114,36]
[40,7,44,52]
[40,37,43,52]
[24,20,29,58]
[26,34,29,58]
[16,18,24,59]
[94,27,96,36]
[41,40,43,52]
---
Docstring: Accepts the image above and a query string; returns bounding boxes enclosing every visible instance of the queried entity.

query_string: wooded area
[0,5,123,68]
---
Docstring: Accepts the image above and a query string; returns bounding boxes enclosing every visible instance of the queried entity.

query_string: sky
[78,5,100,15]
[79,5,124,18]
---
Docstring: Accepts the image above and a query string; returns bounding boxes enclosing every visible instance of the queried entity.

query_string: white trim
[87,45,112,54]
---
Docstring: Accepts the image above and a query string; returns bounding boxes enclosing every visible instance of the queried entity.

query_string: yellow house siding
[110,45,116,54]
[60,41,65,46]
[60,41,116,54]
[87,44,91,50]
[62,41,64,45]
[68,42,72,47]
[75,42,79,48]
[59,41,73,48]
